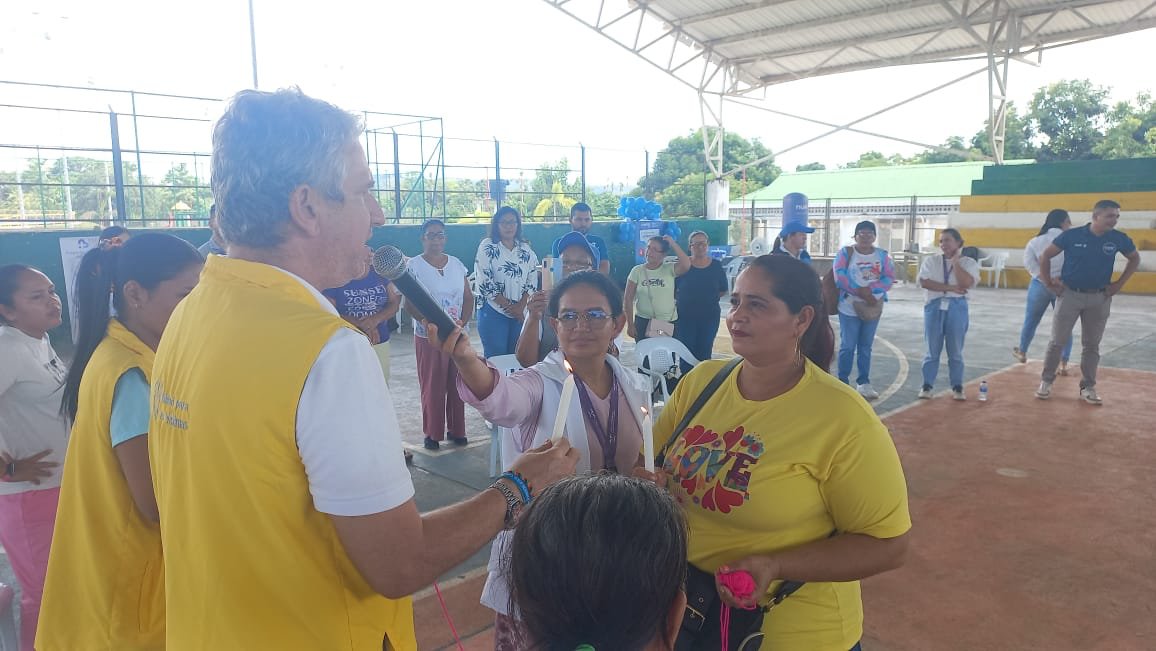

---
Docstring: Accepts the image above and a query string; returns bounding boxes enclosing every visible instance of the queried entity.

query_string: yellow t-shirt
[654,358,911,651]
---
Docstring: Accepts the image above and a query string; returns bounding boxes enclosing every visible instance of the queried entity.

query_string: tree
[971,102,1036,160]
[908,136,981,164]
[795,162,826,172]
[1029,79,1109,161]
[637,130,780,200]
[1093,92,1156,159]
[655,172,706,218]
[843,151,905,168]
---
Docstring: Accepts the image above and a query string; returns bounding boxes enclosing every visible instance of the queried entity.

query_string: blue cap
[555,231,600,267]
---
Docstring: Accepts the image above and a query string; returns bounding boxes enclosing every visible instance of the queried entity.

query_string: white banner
[58,236,99,343]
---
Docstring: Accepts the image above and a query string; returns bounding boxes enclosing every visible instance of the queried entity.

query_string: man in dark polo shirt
[1035,199,1140,404]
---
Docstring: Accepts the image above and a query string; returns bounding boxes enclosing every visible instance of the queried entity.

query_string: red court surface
[863,363,1156,650]
[423,363,1156,650]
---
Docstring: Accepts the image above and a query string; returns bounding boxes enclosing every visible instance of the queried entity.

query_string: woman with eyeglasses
[674,230,728,363]
[428,270,651,650]
[475,207,539,358]
[404,219,474,451]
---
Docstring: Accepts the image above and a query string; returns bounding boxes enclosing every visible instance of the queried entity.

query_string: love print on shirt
[665,423,765,514]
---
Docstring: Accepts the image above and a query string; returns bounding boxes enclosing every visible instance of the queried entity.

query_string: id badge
[939,297,950,311]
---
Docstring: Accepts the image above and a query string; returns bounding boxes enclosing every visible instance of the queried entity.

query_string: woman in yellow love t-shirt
[643,254,912,651]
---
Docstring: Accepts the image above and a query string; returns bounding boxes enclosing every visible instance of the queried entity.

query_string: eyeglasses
[561,261,593,273]
[498,219,518,226]
[424,232,446,240]
[689,241,709,248]
[554,308,612,330]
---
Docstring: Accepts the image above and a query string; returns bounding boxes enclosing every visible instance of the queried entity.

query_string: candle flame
[564,360,573,373]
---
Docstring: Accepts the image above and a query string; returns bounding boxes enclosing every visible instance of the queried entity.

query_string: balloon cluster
[617,196,663,221]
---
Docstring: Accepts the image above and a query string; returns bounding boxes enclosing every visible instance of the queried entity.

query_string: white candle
[641,406,655,473]
[551,360,575,443]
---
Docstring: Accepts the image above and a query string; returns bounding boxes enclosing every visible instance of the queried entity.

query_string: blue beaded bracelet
[499,471,532,504]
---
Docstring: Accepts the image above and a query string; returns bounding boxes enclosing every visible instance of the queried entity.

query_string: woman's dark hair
[647,235,669,254]
[508,474,687,651]
[547,270,623,318]
[941,228,964,244]
[420,218,445,235]
[746,255,835,370]
[771,236,785,254]
[1039,209,1070,236]
[489,206,523,244]
[61,232,203,421]
[0,264,36,326]
[99,225,130,240]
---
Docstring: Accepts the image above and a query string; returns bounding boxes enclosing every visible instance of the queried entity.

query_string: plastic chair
[486,354,524,477]
[725,256,749,294]
[634,337,701,406]
[977,251,1009,288]
[0,582,17,651]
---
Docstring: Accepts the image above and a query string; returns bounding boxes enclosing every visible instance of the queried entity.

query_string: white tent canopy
[542,0,1156,172]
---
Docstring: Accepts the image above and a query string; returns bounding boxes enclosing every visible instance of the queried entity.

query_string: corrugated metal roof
[542,0,1156,94]
[742,160,1033,201]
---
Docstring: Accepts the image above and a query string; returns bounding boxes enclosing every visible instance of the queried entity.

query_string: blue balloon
[666,222,681,239]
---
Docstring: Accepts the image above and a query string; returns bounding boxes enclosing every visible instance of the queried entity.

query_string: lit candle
[641,406,655,473]
[541,257,553,292]
[551,360,575,444]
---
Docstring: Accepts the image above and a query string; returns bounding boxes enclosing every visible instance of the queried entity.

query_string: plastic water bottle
[978,380,988,402]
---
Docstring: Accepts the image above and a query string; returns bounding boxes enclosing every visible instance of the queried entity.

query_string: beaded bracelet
[499,471,533,504]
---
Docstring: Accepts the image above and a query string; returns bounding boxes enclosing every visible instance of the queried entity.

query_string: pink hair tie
[717,569,758,650]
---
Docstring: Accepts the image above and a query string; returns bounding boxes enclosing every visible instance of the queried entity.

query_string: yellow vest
[38,319,165,651]
[149,256,415,651]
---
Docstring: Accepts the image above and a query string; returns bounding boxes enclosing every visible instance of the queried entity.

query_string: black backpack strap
[655,357,743,468]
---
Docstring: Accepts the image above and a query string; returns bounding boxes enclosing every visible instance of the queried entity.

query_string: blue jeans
[674,314,720,364]
[1019,278,1072,361]
[922,298,969,388]
[837,312,880,385]
[478,303,521,358]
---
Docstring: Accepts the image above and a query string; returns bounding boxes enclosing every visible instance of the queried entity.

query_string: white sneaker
[917,386,932,399]
[857,383,879,400]
[1012,347,1027,363]
[952,387,966,401]
[1035,381,1052,400]
[1080,387,1103,405]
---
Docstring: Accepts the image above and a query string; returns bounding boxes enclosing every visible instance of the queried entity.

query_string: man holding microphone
[148,88,577,650]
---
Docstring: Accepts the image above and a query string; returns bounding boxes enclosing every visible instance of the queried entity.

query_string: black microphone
[371,245,458,341]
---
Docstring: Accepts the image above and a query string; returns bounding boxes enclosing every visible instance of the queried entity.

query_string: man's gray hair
[211,88,363,249]
[689,230,709,241]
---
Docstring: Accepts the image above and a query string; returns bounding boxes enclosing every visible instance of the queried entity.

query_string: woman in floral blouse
[475,207,539,358]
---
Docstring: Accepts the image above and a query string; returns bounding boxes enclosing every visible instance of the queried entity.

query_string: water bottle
[979,380,988,402]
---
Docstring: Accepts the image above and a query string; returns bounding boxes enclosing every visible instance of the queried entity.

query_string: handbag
[646,318,676,338]
[852,298,883,321]
[656,358,808,651]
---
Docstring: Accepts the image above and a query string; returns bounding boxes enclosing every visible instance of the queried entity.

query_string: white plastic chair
[725,256,749,294]
[977,251,1009,288]
[486,354,524,477]
[634,337,700,407]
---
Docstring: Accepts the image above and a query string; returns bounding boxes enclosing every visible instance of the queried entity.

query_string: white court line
[877,361,1023,420]
[873,336,908,405]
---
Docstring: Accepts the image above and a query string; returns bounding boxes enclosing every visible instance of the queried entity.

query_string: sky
[2,0,1155,185]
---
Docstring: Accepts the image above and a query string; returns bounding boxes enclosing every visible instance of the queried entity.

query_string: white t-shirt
[917,253,980,304]
[1024,228,1065,281]
[837,249,887,317]
[270,268,415,517]
[0,326,70,495]
[406,254,468,339]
